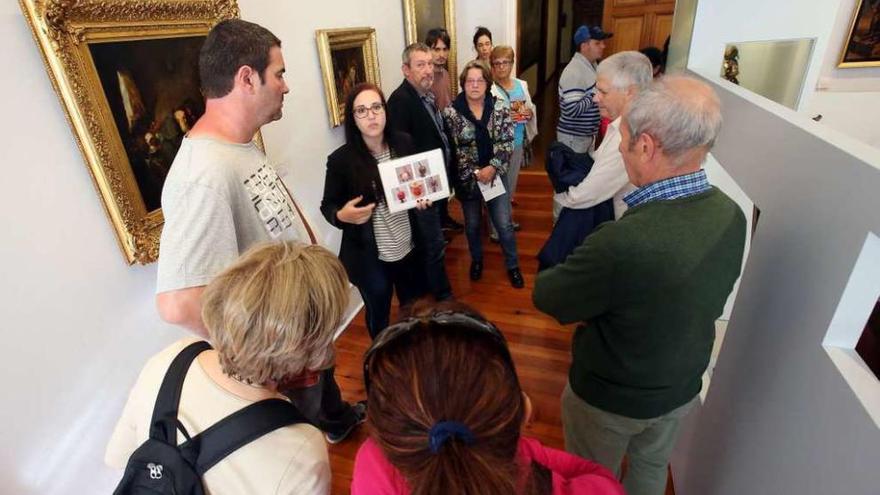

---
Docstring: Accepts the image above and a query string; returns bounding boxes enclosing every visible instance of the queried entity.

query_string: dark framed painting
[331,46,368,108]
[19,0,240,264]
[518,0,543,72]
[839,0,880,68]
[316,27,380,127]
[89,37,205,212]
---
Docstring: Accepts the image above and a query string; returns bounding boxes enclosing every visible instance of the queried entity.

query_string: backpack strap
[182,398,308,474]
[149,341,212,442]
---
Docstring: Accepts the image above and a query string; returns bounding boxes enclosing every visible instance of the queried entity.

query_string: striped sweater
[557,52,601,138]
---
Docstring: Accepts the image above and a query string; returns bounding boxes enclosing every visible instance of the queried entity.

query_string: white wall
[687,0,880,149]
[728,39,814,110]
[670,73,880,495]
[1,1,404,492]
[806,0,880,149]
[687,0,841,110]
[455,0,515,75]
[807,91,880,149]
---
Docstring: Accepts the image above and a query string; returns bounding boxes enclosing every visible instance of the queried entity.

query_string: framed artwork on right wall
[839,0,880,68]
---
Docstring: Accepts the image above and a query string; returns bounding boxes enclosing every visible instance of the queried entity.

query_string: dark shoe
[442,218,464,232]
[324,400,367,444]
[469,260,483,281]
[513,222,521,232]
[507,268,524,289]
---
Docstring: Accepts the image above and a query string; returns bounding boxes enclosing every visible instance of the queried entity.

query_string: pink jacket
[351,436,624,495]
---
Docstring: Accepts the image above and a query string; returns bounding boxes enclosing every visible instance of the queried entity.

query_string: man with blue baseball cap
[558,24,612,153]
[554,25,612,219]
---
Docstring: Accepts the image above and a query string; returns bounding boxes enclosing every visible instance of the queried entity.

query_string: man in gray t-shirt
[157,138,310,294]
[156,19,365,444]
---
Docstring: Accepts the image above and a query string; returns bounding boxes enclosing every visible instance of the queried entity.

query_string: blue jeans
[460,174,520,270]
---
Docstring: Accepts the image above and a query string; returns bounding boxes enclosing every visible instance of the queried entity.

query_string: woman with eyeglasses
[320,83,430,338]
[351,303,624,495]
[490,45,537,209]
[442,61,524,288]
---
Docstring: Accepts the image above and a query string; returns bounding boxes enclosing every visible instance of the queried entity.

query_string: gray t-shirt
[156,137,310,293]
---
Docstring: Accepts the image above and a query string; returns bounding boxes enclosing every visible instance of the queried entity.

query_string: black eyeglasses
[362,311,515,393]
[353,102,385,119]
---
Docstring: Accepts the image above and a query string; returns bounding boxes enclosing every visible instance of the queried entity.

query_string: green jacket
[534,187,746,419]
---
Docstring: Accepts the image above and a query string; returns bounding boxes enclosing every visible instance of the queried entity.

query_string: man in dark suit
[386,42,455,301]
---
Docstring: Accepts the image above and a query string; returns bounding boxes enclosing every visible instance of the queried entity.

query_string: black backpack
[113,341,307,494]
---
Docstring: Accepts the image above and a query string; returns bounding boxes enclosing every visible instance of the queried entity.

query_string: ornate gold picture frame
[839,0,880,68]
[402,0,458,94]
[19,0,239,264]
[316,27,381,127]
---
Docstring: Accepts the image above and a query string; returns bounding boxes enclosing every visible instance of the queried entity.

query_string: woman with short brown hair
[443,61,524,288]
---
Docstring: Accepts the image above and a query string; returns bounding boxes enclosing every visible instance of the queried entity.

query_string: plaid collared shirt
[623,169,711,209]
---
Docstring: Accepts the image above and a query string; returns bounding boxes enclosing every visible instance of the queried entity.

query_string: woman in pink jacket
[352,304,625,495]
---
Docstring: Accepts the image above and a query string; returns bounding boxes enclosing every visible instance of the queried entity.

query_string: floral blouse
[442,97,514,190]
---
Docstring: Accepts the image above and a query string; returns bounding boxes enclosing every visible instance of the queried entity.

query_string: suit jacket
[386,79,456,176]
[320,133,421,285]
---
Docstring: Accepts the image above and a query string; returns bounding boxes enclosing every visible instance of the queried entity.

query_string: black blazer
[386,80,455,173]
[320,133,420,285]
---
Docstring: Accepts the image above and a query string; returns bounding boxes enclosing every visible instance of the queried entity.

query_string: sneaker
[324,400,367,444]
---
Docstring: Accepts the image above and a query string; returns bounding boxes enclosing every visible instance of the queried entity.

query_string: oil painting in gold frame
[19,0,240,264]
[316,27,381,127]
[839,0,880,68]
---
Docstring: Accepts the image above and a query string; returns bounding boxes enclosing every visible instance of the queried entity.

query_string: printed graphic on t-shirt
[243,164,297,238]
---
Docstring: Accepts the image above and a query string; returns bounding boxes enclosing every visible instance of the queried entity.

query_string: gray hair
[402,42,431,64]
[597,51,653,92]
[625,75,722,163]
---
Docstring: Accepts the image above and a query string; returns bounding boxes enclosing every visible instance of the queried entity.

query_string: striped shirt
[623,169,711,209]
[371,149,413,262]
[557,52,601,138]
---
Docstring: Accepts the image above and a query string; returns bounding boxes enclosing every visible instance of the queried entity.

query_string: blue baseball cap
[573,25,613,46]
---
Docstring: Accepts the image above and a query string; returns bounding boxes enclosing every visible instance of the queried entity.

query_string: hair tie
[428,421,476,454]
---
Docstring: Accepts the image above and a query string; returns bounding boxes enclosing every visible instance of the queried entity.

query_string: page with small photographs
[378,148,450,213]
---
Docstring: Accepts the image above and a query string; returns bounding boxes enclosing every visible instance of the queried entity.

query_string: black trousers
[283,367,358,436]
[412,207,453,302]
[355,250,424,338]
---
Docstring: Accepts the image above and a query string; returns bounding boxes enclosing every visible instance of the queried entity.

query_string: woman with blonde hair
[351,304,624,495]
[488,44,538,239]
[106,241,349,494]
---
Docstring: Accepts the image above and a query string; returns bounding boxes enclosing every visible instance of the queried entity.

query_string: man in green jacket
[533,75,746,495]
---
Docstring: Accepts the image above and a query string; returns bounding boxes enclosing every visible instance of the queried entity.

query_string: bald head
[624,75,722,165]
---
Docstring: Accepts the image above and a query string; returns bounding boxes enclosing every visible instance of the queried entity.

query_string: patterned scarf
[453,91,495,167]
